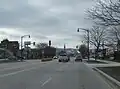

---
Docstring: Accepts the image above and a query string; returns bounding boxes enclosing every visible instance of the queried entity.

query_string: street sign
[24,41,31,45]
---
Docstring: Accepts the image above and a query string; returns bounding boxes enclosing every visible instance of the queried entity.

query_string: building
[30,46,56,59]
[30,49,42,59]
[0,39,19,57]
[43,46,56,57]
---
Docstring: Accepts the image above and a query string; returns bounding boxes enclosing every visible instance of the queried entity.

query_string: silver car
[75,54,83,62]
[58,54,69,62]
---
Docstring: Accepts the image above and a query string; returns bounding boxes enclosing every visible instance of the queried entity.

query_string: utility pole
[102,41,105,59]
[20,35,30,60]
[21,36,23,58]
[87,30,90,60]
[77,28,90,60]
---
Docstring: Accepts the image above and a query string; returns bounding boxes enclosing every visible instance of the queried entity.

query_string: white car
[58,54,70,62]
[75,53,83,62]
[53,56,58,59]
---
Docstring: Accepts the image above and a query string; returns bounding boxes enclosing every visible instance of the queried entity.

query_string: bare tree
[87,0,120,26]
[87,0,120,53]
[36,43,48,49]
[106,26,120,50]
[84,26,106,59]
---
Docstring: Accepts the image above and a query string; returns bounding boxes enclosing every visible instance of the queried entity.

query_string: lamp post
[102,41,106,59]
[20,35,30,59]
[77,28,90,60]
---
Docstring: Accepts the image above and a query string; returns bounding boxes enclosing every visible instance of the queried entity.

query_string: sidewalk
[97,59,119,64]
[85,58,120,68]
[85,58,120,89]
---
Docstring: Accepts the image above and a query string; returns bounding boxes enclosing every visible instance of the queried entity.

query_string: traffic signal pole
[77,28,90,60]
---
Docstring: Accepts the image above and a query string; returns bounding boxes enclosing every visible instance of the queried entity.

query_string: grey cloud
[0,30,20,39]
[0,0,94,47]
[0,31,7,35]
[51,0,93,7]
[0,0,93,28]
[0,1,42,27]
[32,34,48,39]
[9,34,20,39]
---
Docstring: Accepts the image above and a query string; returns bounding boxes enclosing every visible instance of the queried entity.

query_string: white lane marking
[0,60,54,71]
[0,61,53,78]
[0,62,40,71]
[0,67,38,78]
[41,77,52,87]
[0,60,55,78]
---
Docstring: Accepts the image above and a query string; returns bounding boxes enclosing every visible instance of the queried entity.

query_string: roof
[9,41,19,43]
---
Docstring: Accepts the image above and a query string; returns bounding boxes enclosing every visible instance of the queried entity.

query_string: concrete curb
[41,58,53,62]
[93,67,120,89]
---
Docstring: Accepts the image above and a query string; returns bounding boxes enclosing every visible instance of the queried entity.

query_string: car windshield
[0,0,117,89]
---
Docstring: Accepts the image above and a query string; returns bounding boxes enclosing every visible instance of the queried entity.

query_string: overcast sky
[0,0,95,48]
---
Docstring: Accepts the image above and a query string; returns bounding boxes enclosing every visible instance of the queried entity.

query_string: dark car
[75,55,82,62]
[16,56,25,61]
[58,54,70,62]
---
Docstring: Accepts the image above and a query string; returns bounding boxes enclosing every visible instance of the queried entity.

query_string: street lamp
[77,28,90,60]
[20,35,30,58]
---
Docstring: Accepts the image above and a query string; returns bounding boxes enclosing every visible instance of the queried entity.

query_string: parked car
[53,56,58,59]
[16,56,25,61]
[75,54,83,62]
[58,54,70,62]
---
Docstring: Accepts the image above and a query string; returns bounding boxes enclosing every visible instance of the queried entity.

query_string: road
[0,59,112,89]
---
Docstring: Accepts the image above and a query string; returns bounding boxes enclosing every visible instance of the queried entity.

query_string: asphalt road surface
[0,59,112,89]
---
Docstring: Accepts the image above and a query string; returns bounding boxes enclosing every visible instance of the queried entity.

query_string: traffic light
[33,42,35,46]
[77,28,79,32]
[76,45,78,49]
[29,35,30,38]
[49,40,51,46]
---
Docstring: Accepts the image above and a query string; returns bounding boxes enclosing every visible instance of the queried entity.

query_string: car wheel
[66,59,69,62]
[59,60,61,62]
[68,59,70,61]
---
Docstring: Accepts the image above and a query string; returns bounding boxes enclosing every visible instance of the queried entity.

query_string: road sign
[24,41,31,45]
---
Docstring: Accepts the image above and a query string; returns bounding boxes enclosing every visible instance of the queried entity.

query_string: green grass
[86,60,107,64]
[97,67,120,82]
